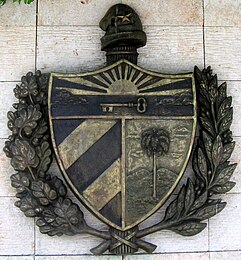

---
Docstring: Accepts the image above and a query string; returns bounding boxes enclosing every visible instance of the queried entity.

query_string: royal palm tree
[141,128,170,198]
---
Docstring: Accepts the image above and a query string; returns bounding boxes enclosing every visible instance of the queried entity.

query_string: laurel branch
[3,66,237,254]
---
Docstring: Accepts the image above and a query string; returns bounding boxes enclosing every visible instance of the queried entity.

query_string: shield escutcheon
[48,59,196,231]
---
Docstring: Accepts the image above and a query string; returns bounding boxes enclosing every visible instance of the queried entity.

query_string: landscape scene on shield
[125,119,194,225]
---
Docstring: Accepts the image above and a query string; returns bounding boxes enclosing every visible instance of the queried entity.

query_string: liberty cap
[99,4,147,50]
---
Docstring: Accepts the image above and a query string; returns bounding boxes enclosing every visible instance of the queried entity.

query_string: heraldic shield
[48,59,197,231]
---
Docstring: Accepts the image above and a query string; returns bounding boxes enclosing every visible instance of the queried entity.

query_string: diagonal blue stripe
[100,192,122,227]
[53,119,85,146]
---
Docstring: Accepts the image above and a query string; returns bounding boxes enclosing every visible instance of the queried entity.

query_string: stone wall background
[0,1,240,259]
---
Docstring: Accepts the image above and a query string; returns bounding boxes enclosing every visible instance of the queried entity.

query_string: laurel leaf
[194,66,203,83]
[212,135,223,169]
[193,149,205,182]
[221,142,235,164]
[200,117,215,137]
[202,131,213,164]
[191,192,208,211]
[200,87,210,102]
[211,182,236,194]
[218,82,227,99]
[184,179,195,213]
[219,108,233,134]
[192,202,226,221]
[215,164,237,185]
[209,75,218,101]
[209,75,218,90]
[176,185,186,218]
[198,148,208,180]
[164,199,177,221]
[216,81,228,110]
[218,97,232,122]
[169,222,207,236]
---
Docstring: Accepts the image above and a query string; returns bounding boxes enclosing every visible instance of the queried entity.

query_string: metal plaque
[4,3,237,256]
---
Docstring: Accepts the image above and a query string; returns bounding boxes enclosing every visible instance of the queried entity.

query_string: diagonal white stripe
[83,159,121,211]
[58,119,117,169]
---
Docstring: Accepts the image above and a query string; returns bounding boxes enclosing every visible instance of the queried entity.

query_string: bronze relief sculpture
[4,4,237,255]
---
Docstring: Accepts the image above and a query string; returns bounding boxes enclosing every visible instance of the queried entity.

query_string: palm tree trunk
[153,152,157,198]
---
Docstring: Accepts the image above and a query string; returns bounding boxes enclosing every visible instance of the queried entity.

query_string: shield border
[48,59,197,231]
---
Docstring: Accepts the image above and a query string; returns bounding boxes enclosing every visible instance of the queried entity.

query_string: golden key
[100,97,147,114]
